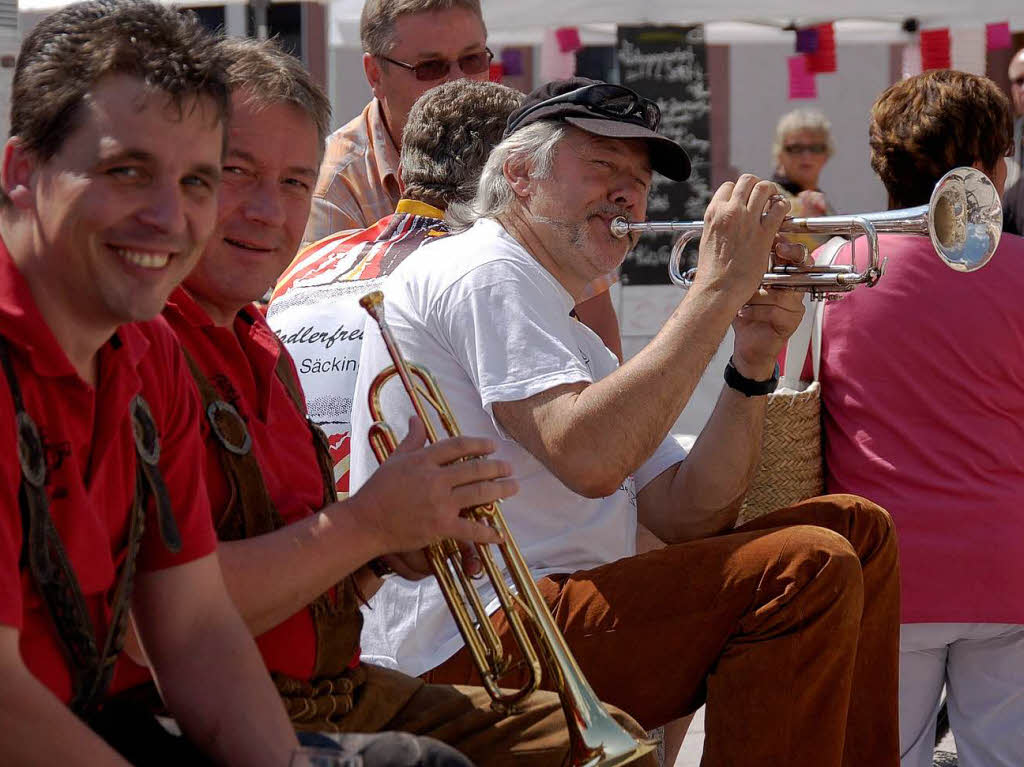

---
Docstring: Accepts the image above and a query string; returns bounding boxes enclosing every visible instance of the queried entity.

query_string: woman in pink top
[819,70,1024,767]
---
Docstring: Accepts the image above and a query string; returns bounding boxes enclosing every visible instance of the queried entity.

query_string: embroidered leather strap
[181,341,361,680]
[0,337,172,717]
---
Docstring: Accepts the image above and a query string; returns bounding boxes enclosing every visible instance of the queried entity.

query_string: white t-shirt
[349,218,689,676]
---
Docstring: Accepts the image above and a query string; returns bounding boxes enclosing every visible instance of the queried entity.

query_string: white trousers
[899,623,1024,767]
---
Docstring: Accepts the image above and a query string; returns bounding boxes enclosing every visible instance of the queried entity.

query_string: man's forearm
[133,558,299,767]
[151,604,298,767]
[217,502,382,637]
[503,282,739,497]
[638,385,766,543]
[0,660,130,767]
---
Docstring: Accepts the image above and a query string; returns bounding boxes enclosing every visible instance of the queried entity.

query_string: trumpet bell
[929,166,1001,273]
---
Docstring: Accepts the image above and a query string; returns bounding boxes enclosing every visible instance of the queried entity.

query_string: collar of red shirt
[0,237,149,380]
[165,286,282,368]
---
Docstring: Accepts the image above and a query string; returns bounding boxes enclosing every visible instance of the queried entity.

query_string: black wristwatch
[724,356,780,397]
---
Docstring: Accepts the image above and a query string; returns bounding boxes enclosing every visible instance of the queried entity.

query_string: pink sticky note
[986,22,1011,50]
[788,55,817,99]
[554,27,583,54]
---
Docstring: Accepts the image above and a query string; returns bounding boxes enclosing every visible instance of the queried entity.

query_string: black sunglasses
[379,47,494,82]
[506,83,661,135]
[783,143,828,155]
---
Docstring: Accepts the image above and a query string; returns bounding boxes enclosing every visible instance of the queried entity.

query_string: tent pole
[251,0,269,40]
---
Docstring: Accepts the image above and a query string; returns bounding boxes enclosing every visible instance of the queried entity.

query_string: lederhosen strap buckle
[206,400,253,456]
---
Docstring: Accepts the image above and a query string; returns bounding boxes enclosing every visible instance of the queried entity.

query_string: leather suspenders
[0,336,180,718]
[181,334,362,681]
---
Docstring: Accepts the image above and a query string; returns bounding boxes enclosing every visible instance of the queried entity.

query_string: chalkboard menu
[616,25,711,285]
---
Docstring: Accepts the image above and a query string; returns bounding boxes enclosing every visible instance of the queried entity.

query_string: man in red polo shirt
[0,2,301,766]
[135,38,653,766]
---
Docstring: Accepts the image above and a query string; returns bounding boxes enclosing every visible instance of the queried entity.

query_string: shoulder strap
[781,236,846,388]
[0,337,158,718]
[181,346,282,539]
[181,344,358,679]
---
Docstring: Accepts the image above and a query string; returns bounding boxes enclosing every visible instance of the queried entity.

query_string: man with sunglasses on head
[308,0,626,360]
[349,78,902,767]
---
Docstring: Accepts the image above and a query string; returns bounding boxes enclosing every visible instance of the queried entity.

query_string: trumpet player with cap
[349,77,902,767]
[818,69,1024,767]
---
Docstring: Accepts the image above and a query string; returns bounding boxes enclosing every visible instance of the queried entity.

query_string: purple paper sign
[500,47,524,76]
[795,27,819,54]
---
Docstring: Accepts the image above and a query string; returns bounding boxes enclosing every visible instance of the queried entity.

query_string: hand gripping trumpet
[359,290,653,767]
[610,166,1002,300]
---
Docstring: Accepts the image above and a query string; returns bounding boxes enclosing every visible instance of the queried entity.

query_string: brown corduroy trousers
[423,494,901,767]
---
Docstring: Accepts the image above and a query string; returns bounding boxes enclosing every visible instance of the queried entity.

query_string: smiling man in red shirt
[0,2,300,766]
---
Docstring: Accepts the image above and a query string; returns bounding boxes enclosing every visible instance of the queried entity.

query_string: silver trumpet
[610,166,1002,300]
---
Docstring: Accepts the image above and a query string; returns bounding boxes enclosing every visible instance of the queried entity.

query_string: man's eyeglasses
[506,83,661,135]
[378,48,494,82]
[783,143,828,156]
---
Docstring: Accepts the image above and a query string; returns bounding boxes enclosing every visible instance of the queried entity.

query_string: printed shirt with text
[267,199,448,497]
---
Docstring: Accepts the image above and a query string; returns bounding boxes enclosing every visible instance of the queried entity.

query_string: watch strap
[724,357,780,397]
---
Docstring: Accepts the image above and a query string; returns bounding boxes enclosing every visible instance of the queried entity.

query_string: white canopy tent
[326,0,1024,47]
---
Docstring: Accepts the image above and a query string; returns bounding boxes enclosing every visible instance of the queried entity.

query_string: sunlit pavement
[668,706,958,766]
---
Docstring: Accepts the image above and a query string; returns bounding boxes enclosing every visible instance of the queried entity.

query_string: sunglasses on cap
[505,82,661,136]
[378,47,494,82]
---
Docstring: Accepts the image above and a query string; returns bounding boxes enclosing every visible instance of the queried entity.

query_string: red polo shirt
[0,242,218,703]
[156,287,323,679]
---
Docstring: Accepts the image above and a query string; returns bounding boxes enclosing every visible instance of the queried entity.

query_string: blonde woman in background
[771,108,835,250]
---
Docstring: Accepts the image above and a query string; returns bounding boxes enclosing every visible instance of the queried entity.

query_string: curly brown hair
[869,70,1012,209]
[11,0,229,163]
[400,79,523,210]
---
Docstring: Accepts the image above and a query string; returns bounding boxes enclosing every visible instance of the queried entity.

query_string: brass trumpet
[611,166,1002,299]
[359,290,653,767]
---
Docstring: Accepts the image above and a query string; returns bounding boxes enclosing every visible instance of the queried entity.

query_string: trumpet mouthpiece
[609,217,631,238]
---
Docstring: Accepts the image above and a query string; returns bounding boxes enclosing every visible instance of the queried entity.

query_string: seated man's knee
[775,525,865,616]
[819,493,897,558]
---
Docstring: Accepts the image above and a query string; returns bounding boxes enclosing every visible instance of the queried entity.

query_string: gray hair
[772,108,835,166]
[447,121,570,230]
[400,80,523,211]
[360,0,484,57]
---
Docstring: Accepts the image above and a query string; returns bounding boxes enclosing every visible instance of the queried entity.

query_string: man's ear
[2,138,37,209]
[503,155,533,199]
[364,53,384,98]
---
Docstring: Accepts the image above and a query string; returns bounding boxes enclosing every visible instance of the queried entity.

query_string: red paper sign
[554,27,583,54]
[488,62,504,82]
[788,55,817,99]
[920,28,952,70]
[805,23,836,74]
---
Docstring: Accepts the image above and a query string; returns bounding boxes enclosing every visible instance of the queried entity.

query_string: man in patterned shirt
[307,0,623,357]
[270,78,521,497]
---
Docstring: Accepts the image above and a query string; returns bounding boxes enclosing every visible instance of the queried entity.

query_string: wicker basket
[737,381,824,526]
